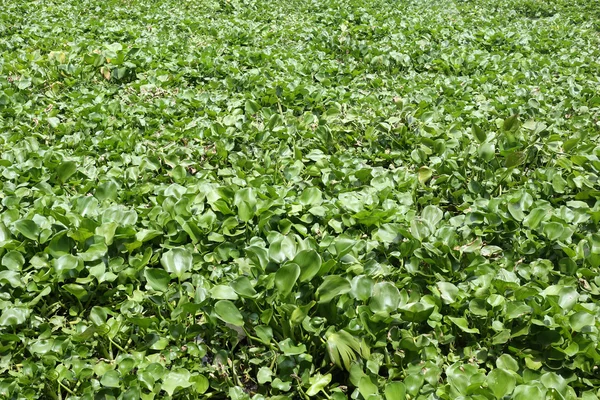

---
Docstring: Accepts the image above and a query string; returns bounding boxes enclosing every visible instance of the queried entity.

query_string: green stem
[110,337,126,353]
[58,381,75,396]
[98,340,112,360]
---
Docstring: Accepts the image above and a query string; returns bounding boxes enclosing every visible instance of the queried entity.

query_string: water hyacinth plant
[0,0,599,398]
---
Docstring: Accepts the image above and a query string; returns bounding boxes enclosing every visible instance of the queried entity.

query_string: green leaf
[369,282,400,314]
[210,285,239,300]
[63,284,87,300]
[472,124,487,143]
[53,254,82,274]
[384,382,406,400]
[317,275,351,303]
[540,372,568,397]
[161,369,193,396]
[245,99,260,114]
[557,286,578,311]
[410,219,430,241]
[96,222,118,245]
[144,268,171,292]
[569,311,595,332]
[351,275,374,302]
[487,368,516,399]
[404,374,424,396]
[448,316,480,333]
[306,373,332,396]
[257,367,273,384]
[254,325,273,344]
[398,302,434,323]
[237,201,254,222]
[437,281,459,304]
[513,383,545,398]
[422,205,443,228]
[214,300,244,326]
[326,329,364,370]
[56,161,78,181]
[503,114,519,131]
[0,271,22,288]
[268,237,296,263]
[14,219,40,241]
[496,354,519,372]
[543,222,564,241]
[358,376,379,398]
[418,167,433,184]
[2,251,25,271]
[299,187,323,206]
[230,277,256,297]
[272,378,292,392]
[293,249,322,282]
[278,338,307,356]
[0,307,29,326]
[274,263,300,298]
[523,208,549,229]
[161,247,192,279]
[478,142,495,162]
[505,151,526,168]
[100,370,121,388]
[95,181,119,201]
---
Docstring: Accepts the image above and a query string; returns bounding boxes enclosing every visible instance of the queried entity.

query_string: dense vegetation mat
[1,0,600,398]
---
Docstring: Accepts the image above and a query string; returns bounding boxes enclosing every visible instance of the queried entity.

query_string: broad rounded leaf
[161,247,192,278]
[496,354,519,372]
[478,142,495,162]
[399,302,434,323]
[448,316,480,333]
[569,311,595,332]
[317,275,351,303]
[523,208,549,229]
[543,222,565,241]
[487,368,516,398]
[161,369,193,396]
[210,285,239,300]
[14,220,40,241]
[418,167,433,184]
[214,300,244,326]
[306,373,332,396]
[351,275,374,302]
[231,276,256,297]
[422,205,443,227]
[274,263,300,298]
[100,370,121,388]
[384,382,406,400]
[513,385,546,400]
[0,271,22,288]
[437,281,459,304]
[2,251,25,271]
[53,254,82,274]
[56,161,78,181]
[369,282,400,314]
[299,187,323,206]
[293,249,322,282]
[0,307,29,326]
[144,268,171,292]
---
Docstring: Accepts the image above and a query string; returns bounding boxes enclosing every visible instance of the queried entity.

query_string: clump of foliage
[0,0,599,398]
